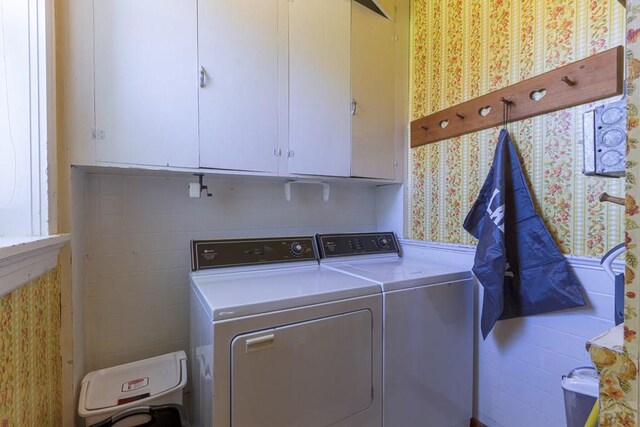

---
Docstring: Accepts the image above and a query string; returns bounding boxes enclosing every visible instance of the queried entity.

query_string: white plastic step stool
[78,351,187,426]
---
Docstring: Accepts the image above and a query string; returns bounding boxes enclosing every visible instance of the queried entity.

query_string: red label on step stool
[121,377,149,392]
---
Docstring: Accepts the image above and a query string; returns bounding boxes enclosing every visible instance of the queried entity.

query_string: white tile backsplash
[81,172,378,371]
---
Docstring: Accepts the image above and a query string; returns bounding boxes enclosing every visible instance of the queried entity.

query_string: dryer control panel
[191,236,318,271]
[317,232,400,258]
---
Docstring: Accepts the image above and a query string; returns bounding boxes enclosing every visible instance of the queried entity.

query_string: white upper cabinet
[198,0,280,173]
[351,1,396,179]
[71,0,401,181]
[288,0,352,177]
[288,0,397,180]
[93,0,199,168]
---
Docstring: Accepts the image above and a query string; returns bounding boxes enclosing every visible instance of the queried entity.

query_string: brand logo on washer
[122,377,149,392]
[203,249,217,260]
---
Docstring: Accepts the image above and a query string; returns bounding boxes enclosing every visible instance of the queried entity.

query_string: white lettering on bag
[486,188,506,233]
[505,262,514,277]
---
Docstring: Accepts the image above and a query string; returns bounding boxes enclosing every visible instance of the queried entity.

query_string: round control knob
[377,237,390,248]
[291,243,304,256]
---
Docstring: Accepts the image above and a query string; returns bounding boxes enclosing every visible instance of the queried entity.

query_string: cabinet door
[94,0,198,168]
[198,0,279,173]
[351,1,396,179]
[231,310,373,427]
[289,0,352,177]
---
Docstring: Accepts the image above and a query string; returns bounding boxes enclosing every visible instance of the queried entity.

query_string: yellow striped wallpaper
[0,266,62,426]
[409,0,626,257]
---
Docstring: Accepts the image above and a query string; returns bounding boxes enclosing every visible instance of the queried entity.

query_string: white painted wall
[376,183,404,237]
[402,240,618,427]
[79,171,378,372]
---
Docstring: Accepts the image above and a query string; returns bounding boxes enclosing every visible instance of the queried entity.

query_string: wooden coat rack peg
[411,46,624,148]
[600,192,625,207]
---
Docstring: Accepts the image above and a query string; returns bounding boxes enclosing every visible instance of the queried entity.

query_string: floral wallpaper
[0,266,62,426]
[409,0,626,257]
[589,331,638,426]
[597,0,640,424]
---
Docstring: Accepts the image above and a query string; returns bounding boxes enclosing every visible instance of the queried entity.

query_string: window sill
[0,234,70,297]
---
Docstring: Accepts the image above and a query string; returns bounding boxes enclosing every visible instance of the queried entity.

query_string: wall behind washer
[79,172,379,372]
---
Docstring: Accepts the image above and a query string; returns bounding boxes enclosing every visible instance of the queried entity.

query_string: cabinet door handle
[200,66,207,88]
[351,99,357,116]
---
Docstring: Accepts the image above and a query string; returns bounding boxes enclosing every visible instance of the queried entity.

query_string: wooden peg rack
[411,45,624,148]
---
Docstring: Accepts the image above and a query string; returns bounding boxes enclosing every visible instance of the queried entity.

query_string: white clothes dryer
[317,232,473,427]
[189,236,382,427]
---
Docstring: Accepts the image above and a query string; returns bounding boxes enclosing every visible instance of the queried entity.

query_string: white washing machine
[189,236,382,427]
[317,232,474,427]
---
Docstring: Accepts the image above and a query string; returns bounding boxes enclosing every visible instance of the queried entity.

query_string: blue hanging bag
[463,129,586,338]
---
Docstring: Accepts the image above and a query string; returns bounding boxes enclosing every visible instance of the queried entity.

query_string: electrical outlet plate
[188,182,201,198]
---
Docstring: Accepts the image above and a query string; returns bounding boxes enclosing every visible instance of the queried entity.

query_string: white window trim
[0,234,69,297]
[30,0,55,235]
[0,0,66,294]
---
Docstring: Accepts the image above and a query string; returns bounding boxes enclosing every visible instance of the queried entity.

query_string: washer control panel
[191,236,318,271]
[316,232,399,258]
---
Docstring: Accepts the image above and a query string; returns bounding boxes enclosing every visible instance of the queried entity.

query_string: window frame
[0,0,68,294]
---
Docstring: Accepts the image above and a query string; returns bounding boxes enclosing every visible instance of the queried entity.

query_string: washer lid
[324,258,472,291]
[81,351,186,411]
[190,265,381,321]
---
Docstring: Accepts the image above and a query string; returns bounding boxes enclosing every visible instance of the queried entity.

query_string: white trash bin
[78,351,187,426]
[561,366,599,427]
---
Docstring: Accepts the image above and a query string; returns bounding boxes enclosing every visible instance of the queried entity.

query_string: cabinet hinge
[92,128,105,141]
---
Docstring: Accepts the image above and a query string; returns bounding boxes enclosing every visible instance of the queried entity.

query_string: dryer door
[231,309,373,427]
